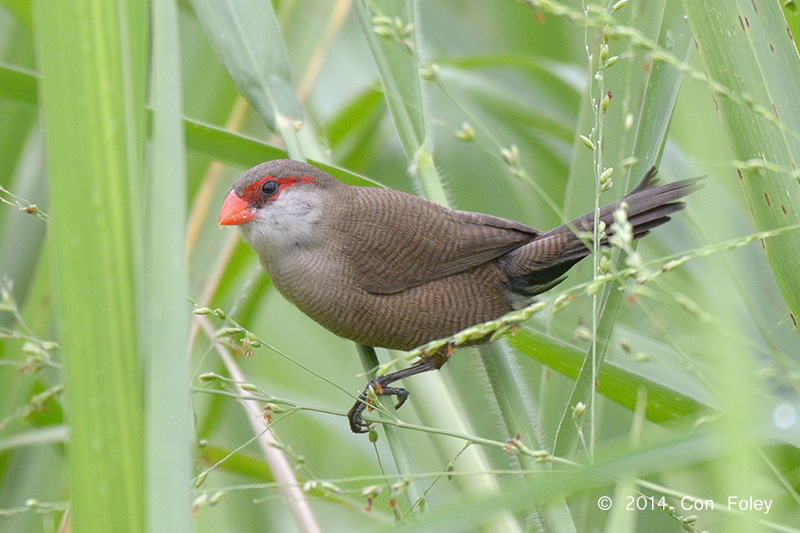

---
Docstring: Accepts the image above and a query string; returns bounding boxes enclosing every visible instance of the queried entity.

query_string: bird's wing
[337,188,539,294]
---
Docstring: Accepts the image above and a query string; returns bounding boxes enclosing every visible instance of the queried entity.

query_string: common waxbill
[219,159,701,432]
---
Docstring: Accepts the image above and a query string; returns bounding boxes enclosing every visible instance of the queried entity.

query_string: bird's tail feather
[503,167,703,297]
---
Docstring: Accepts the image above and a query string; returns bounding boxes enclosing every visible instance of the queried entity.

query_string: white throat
[239,187,324,267]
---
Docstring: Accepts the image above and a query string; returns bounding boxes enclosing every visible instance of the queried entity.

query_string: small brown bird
[219,159,701,432]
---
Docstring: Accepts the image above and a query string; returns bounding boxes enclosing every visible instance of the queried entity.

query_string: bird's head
[218,160,339,259]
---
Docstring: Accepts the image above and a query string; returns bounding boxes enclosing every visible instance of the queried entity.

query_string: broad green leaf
[32,0,147,530]
[0,64,36,105]
[183,119,379,187]
[685,0,800,333]
[0,0,31,32]
[509,328,709,423]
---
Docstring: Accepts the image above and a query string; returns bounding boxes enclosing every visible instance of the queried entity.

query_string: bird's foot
[346,357,441,434]
[347,380,409,433]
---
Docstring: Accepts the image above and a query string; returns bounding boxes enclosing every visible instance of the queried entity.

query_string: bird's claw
[347,380,409,433]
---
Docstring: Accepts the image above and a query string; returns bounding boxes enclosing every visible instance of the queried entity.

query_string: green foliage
[1,1,800,532]
[31,1,147,531]
[685,0,800,329]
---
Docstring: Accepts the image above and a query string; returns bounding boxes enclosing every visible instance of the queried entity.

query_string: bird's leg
[348,350,450,433]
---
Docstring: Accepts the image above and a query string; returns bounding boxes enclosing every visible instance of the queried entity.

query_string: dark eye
[261,179,279,197]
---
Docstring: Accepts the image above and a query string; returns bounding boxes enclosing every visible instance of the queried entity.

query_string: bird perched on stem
[219,160,702,432]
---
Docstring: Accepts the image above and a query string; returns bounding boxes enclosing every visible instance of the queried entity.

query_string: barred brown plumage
[219,159,702,432]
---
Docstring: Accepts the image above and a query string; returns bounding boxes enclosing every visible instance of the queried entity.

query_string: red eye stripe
[274,175,314,192]
[241,178,267,203]
[241,175,315,204]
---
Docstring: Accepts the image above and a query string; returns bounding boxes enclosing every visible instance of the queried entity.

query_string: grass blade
[509,328,710,423]
[397,428,738,532]
[145,1,191,530]
[32,0,147,529]
[352,0,425,159]
[189,0,303,135]
[685,0,800,331]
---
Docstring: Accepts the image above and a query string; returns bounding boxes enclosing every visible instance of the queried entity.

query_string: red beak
[218,191,256,225]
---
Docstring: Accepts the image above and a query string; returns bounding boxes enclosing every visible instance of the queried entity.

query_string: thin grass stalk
[355,343,421,510]
[554,0,692,459]
[195,316,321,533]
[582,0,618,462]
[351,0,424,158]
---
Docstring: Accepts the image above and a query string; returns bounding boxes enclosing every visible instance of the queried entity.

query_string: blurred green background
[1,0,800,531]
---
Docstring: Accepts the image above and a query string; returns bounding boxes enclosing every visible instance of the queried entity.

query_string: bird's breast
[266,249,513,351]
